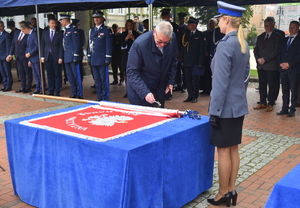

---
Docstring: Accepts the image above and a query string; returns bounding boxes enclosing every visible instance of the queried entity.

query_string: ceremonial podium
[5,103,214,208]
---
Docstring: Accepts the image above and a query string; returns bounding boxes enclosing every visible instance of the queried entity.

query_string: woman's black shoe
[207,192,231,207]
[229,190,238,206]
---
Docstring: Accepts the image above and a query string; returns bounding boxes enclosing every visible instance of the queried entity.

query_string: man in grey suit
[253,18,283,112]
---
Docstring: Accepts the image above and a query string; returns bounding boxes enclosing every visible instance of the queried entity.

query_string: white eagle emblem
[82,114,133,126]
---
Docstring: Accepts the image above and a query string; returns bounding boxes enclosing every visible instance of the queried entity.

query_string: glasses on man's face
[155,32,171,45]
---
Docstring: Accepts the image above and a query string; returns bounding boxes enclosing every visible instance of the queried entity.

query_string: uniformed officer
[181,17,206,103]
[60,14,83,99]
[207,1,249,206]
[72,19,86,81]
[161,8,180,101]
[87,10,113,101]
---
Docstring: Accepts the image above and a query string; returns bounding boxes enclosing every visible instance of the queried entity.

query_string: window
[109,9,114,14]
[119,8,124,14]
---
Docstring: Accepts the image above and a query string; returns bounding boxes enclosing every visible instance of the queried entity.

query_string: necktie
[286,36,294,50]
[17,33,23,44]
[263,34,269,46]
[190,31,194,36]
[50,30,54,42]
[96,27,99,31]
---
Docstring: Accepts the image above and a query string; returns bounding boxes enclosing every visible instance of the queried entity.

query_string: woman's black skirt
[210,116,245,148]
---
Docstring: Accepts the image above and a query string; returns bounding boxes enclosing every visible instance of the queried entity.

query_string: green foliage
[194,5,253,28]
[246,25,258,46]
[194,6,218,25]
[60,12,74,16]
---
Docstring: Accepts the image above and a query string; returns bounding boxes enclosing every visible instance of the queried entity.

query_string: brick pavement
[0,70,300,208]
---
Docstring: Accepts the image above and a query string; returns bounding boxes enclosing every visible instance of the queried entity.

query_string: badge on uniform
[98,33,104,38]
[74,31,77,34]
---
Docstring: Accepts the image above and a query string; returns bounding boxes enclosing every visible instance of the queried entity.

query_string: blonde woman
[207,1,250,207]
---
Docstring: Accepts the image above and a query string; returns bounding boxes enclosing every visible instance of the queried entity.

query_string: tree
[194,5,253,28]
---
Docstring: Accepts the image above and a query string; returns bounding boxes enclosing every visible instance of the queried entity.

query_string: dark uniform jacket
[87,24,113,66]
[277,35,300,74]
[126,31,178,107]
[254,31,283,71]
[41,27,64,62]
[63,24,80,63]
[0,31,12,60]
[181,29,205,67]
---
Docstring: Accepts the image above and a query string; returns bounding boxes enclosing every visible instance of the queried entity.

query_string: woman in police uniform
[207,1,250,206]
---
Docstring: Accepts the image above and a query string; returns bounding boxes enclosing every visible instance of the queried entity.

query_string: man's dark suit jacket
[9,30,28,62]
[254,31,283,71]
[40,27,63,62]
[277,35,300,74]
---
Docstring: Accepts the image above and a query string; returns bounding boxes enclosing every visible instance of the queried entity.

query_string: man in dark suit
[72,19,85,81]
[60,14,82,99]
[7,21,32,93]
[41,18,63,96]
[0,21,12,91]
[87,10,113,101]
[126,21,178,108]
[181,17,206,103]
[253,18,283,112]
[277,21,300,117]
[21,23,42,94]
[111,24,122,85]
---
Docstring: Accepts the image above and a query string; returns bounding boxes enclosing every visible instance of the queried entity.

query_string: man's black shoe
[276,111,288,115]
[77,96,83,99]
[191,98,198,103]
[287,112,295,117]
[2,87,12,92]
[183,98,192,102]
[69,95,77,98]
[15,88,25,93]
[23,89,31,93]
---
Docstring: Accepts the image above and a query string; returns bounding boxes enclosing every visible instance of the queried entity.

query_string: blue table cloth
[5,104,214,208]
[265,164,300,208]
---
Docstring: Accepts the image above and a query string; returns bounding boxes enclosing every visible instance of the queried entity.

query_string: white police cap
[214,1,246,18]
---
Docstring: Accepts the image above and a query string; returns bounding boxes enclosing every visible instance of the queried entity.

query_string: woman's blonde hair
[223,15,246,54]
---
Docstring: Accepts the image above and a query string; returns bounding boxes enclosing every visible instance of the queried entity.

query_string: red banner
[21,106,174,142]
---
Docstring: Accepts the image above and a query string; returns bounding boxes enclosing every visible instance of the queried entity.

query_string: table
[265,164,300,208]
[5,104,214,208]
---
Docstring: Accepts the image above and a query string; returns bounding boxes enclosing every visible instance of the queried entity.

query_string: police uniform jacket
[9,30,28,62]
[277,35,300,74]
[209,31,250,118]
[0,31,12,60]
[40,27,63,62]
[87,24,113,66]
[126,31,178,106]
[63,24,80,63]
[26,30,39,63]
[181,30,205,67]
[254,31,283,71]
